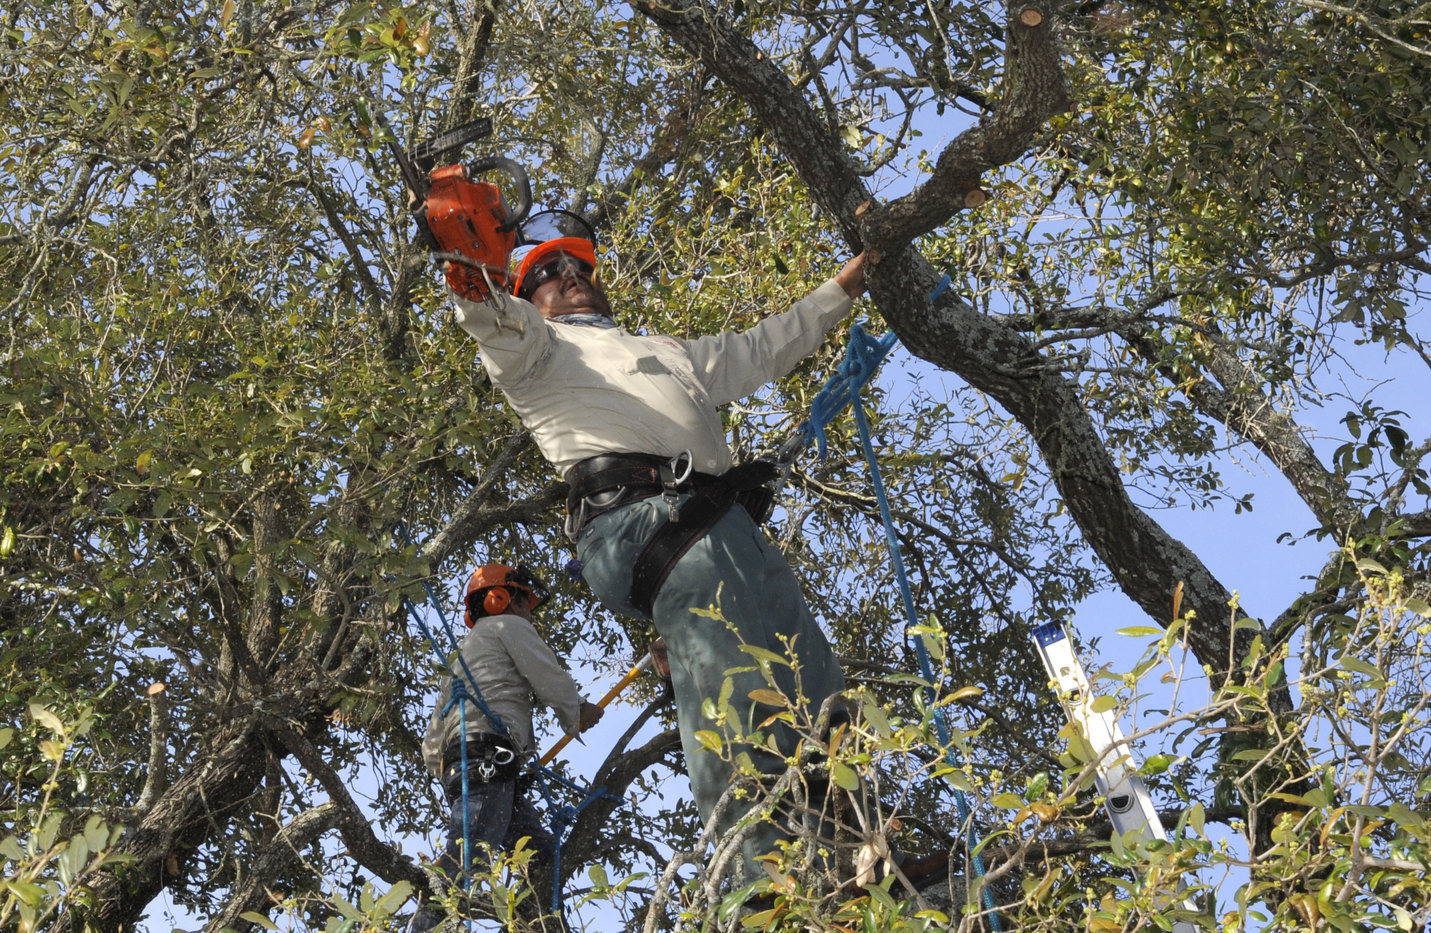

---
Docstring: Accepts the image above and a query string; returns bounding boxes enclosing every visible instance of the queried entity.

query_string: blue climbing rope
[791,278,1003,929]
[398,523,620,917]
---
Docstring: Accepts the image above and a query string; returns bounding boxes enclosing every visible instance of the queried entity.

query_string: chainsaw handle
[468,156,531,233]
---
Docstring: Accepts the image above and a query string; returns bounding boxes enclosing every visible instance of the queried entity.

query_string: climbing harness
[397,524,622,918]
[782,275,1003,928]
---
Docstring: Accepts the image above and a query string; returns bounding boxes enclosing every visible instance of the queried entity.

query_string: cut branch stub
[964,188,988,209]
[1020,8,1044,26]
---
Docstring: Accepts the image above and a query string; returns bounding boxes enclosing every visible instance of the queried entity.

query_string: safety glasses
[518,255,594,300]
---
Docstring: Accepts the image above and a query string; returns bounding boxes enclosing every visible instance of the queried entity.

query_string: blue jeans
[577,492,847,881]
[408,771,557,933]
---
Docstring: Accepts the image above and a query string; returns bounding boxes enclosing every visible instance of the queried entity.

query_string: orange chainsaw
[381,115,532,301]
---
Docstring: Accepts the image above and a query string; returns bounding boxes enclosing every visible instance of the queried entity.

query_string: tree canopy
[3,1,1430,931]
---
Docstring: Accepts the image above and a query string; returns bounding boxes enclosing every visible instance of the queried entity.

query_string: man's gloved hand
[577,700,604,733]
[649,637,672,681]
[727,458,780,526]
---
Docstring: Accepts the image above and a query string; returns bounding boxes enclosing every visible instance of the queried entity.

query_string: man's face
[526,253,612,320]
[508,590,535,621]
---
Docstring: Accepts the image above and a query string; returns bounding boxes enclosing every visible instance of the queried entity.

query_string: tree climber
[437,218,869,886]
[409,561,603,933]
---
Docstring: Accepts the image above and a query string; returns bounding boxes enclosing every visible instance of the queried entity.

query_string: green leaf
[1188,801,1205,834]
[1339,655,1382,678]
[946,685,983,703]
[862,702,892,736]
[747,688,788,707]
[943,770,975,793]
[718,880,765,925]
[375,881,413,915]
[1116,626,1162,637]
[83,816,111,852]
[830,762,859,792]
[240,913,280,931]
[1142,753,1172,775]
[1091,695,1119,714]
[1388,802,1425,830]
[866,882,899,911]
[737,645,790,667]
[5,880,45,907]
[1355,557,1387,575]
[331,893,361,919]
[29,703,65,735]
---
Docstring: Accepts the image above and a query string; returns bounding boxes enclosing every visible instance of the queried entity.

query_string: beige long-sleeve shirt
[452,280,855,476]
[420,614,585,776]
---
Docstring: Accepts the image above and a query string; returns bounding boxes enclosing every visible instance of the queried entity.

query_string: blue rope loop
[780,278,1001,927]
[789,273,950,460]
[797,322,900,459]
[531,769,622,912]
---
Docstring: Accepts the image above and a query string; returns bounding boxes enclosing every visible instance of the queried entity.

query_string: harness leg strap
[628,485,737,616]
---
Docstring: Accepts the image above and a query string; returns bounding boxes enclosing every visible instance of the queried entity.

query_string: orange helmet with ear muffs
[463,562,549,627]
[509,209,600,301]
[510,236,598,301]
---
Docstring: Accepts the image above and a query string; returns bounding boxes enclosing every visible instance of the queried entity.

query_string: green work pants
[577,491,847,881]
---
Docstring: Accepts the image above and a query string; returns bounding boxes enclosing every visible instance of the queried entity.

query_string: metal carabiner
[564,497,589,542]
[658,450,694,523]
[666,450,695,486]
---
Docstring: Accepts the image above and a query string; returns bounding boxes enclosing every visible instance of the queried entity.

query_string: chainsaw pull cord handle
[467,155,532,233]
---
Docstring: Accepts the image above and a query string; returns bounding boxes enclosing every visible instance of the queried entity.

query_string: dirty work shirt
[421,614,584,774]
[451,279,854,475]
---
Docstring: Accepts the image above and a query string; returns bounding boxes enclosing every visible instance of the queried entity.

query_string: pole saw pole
[539,653,655,766]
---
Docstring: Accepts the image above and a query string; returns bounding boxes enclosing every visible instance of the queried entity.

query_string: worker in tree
[439,214,867,886]
[409,562,603,933]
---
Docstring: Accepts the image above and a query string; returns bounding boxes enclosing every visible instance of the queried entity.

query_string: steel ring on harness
[473,745,516,783]
[659,450,694,522]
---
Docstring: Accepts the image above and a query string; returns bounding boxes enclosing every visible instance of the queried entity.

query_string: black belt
[565,453,779,615]
[564,453,715,532]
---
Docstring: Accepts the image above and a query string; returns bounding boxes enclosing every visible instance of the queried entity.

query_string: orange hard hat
[463,563,548,626]
[510,236,598,300]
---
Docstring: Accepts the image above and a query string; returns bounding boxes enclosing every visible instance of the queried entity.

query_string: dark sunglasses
[519,255,594,300]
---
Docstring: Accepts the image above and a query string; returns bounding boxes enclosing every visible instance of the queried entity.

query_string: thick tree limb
[57,716,272,933]
[269,720,429,890]
[861,1,1070,253]
[204,803,340,933]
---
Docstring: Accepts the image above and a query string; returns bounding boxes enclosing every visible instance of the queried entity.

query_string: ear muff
[483,586,511,616]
